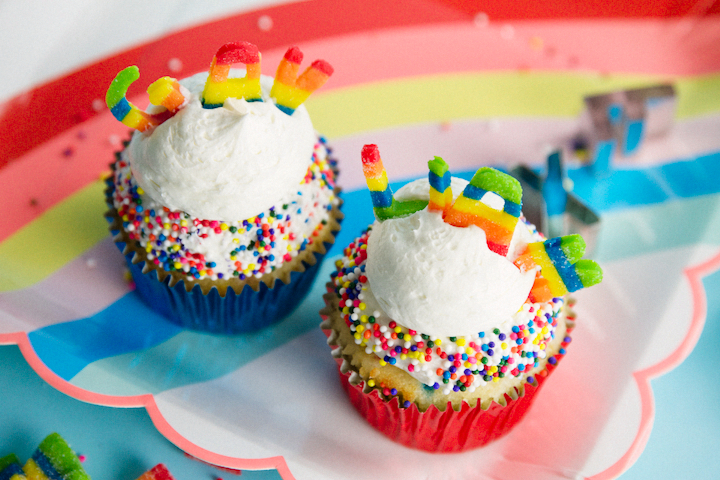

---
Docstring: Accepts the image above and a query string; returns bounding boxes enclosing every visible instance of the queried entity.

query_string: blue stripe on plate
[28,293,182,381]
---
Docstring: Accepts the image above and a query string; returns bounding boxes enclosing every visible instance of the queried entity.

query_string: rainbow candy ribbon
[22,433,90,480]
[271,46,334,115]
[0,455,25,480]
[443,168,523,256]
[514,234,603,302]
[106,67,185,132]
[201,41,262,109]
[428,156,452,214]
[361,144,427,221]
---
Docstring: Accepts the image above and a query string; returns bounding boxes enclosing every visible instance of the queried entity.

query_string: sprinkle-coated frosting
[330,220,565,396]
[111,137,338,282]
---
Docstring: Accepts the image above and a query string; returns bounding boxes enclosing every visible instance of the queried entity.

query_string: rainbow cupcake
[321,145,602,451]
[105,42,342,333]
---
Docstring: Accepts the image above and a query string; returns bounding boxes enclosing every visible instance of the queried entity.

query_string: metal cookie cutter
[511,150,601,256]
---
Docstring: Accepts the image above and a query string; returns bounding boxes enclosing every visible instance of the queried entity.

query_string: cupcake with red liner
[105,41,342,334]
[320,145,602,451]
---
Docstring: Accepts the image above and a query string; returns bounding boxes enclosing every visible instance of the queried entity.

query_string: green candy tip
[428,156,449,176]
[0,453,21,472]
[574,259,603,287]
[37,433,89,480]
[374,199,428,221]
[469,167,522,204]
[559,234,587,263]
[106,65,140,107]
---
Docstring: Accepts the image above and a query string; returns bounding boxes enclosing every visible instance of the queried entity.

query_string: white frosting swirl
[365,178,536,337]
[126,71,316,222]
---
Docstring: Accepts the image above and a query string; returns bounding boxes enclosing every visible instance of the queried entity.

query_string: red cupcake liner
[336,355,563,453]
[321,286,573,452]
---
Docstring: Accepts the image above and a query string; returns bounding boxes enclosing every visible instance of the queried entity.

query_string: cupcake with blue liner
[321,145,602,451]
[105,41,342,334]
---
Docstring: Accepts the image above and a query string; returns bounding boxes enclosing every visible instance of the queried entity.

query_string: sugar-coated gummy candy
[0,454,26,480]
[23,433,90,480]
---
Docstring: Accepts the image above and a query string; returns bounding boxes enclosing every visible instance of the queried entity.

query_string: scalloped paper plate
[2,2,720,478]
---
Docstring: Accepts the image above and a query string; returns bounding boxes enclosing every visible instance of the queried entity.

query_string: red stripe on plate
[0,0,469,169]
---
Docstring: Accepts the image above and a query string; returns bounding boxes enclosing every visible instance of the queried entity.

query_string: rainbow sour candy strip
[0,454,26,480]
[271,46,334,115]
[361,144,427,221]
[201,42,262,109]
[136,464,175,480]
[514,234,603,301]
[22,433,90,480]
[147,77,186,112]
[106,67,185,132]
[443,167,523,256]
[106,66,157,132]
[428,156,452,214]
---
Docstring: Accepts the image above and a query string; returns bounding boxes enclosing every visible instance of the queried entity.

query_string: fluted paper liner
[321,287,574,452]
[105,151,343,334]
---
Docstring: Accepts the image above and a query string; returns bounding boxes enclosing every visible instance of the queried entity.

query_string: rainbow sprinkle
[361,144,428,220]
[106,66,185,132]
[443,167,523,256]
[270,46,334,115]
[201,41,262,109]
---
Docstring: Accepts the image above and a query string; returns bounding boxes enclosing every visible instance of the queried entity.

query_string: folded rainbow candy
[428,156,452,214]
[361,144,428,220]
[201,41,262,108]
[22,433,90,480]
[270,46,334,115]
[0,454,25,480]
[442,167,523,256]
[514,234,603,302]
[135,464,175,480]
[106,67,186,132]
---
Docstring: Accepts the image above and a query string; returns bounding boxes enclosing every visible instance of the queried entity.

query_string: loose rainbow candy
[22,433,90,480]
[201,41,262,108]
[0,454,26,480]
[442,168,523,256]
[106,66,186,132]
[361,144,428,221]
[270,46,334,115]
[514,234,603,302]
[428,156,452,214]
[135,464,175,480]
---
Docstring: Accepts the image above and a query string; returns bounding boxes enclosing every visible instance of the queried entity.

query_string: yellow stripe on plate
[307,72,720,139]
[0,180,109,292]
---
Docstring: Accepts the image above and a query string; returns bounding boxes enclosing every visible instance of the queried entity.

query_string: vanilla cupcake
[105,42,342,333]
[321,145,602,451]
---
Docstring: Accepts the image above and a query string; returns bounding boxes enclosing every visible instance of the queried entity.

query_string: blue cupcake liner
[104,152,343,334]
[117,238,329,334]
